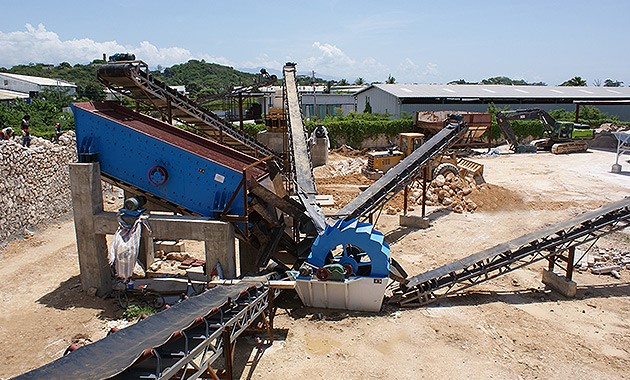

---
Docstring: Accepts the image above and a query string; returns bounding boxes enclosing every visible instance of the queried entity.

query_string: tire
[433,163,459,178]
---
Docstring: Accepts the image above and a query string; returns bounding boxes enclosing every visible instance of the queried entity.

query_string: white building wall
[0,74,77,96]
[355,87,401,117]
[0,74,40,94]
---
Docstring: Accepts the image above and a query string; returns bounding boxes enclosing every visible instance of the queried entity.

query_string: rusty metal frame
[220,155,274,237]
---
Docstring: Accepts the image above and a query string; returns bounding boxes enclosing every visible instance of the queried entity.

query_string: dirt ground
[1,148,629,379]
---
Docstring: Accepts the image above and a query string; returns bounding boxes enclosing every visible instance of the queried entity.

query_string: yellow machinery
[366,133,424,173]
[365,132,484,183]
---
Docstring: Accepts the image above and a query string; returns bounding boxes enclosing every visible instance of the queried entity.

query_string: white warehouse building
[0,72,77,97]
[355,84,630,120]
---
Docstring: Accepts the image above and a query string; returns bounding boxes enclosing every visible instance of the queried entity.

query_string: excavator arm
[495,108,557,150]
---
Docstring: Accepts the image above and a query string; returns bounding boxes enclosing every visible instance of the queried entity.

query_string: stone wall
[0,132,77,242]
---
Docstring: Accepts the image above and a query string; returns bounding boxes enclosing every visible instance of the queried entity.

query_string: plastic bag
[109,214,151,281]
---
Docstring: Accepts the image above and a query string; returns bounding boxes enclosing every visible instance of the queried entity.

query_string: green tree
[561,76,587,86]
[337,78,349,86]
[354,77,365,85]
[386,75,396,84]
[604,79,623,87]
[447,79,475,85]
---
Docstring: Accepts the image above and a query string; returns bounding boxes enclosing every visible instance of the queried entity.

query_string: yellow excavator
[364,132,484,184]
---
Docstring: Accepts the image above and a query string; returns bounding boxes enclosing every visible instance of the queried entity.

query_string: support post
[223,326,234,380]
[69,163,112,296]
[566,246,575,281]
[403,185,408,216]
[205,223,236,279]
[422,167,428,218]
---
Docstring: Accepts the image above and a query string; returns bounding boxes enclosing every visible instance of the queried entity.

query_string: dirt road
[1,148,628,379]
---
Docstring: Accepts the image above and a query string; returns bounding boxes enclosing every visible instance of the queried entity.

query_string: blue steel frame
[72,104,247,218]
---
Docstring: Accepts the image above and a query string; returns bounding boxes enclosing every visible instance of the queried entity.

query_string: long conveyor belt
[98,60,275,159]
[335,121,467,221]
[15,283,269,380]
[395,197,630,306]
[282,64,326,233]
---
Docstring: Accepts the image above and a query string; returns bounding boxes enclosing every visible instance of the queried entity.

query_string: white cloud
[423,62,439,77]
[0,23,229,69]
[300,42,389,81]
[240,54,283,70]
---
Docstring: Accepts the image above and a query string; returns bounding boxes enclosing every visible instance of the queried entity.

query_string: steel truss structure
[17,284,275,380]
[98,61,274,159]
[282,63,326,234]
[115,286,273,379]
[394,198,630,306]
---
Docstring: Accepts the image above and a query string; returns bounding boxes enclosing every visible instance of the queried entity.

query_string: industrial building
[0,88,29,103]
[0,72,77,98]
[355,84,630,120]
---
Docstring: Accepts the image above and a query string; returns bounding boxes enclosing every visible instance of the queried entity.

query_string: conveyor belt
[98,60,275,159]
[336,121,467,221]
[282,64,326,233]
[396,197,630,306]
[16,283,266,380]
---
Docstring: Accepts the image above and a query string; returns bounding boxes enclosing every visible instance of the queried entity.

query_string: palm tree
[386,75,396,84]
[354,77,365,85]
[561,76,587,86]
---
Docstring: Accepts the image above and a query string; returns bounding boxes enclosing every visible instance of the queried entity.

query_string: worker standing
[21,114,31,147]
[0,127,13,140]
[54,122,62,143]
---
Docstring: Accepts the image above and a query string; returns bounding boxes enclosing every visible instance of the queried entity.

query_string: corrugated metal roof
[363,83,630,100]
[0,89,29,100]
[0,72,77,87]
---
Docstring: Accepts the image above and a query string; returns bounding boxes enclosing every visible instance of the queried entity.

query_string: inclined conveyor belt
[398,197,630,306]
[98,61,275,159]
[282,64,326,233]
[336,121,467,221]
[15,283,262,379]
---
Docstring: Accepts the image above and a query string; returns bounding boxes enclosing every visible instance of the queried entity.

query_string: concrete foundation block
[542,269,577,298]
[399,214,430,229]
[611,163,622,173]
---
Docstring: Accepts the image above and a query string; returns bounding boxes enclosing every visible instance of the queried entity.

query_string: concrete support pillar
[204,223,237,279]
[69,163,112,296]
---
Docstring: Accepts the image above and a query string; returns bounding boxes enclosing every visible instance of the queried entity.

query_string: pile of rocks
[576,247,630,279]
[409,172,479,213]
[0,132,77,242]
[314,157,367,178]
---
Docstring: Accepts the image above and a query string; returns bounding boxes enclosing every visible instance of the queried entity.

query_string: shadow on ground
[385,208,451,244]
[36,275,119,320]
[427,282,630,308]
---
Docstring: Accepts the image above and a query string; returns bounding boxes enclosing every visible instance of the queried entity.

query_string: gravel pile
[0,132,77,242]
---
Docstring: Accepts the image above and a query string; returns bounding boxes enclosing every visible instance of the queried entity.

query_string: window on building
[3,80,7,86]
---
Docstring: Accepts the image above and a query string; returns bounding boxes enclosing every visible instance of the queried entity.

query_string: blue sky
[1,0,628,85]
